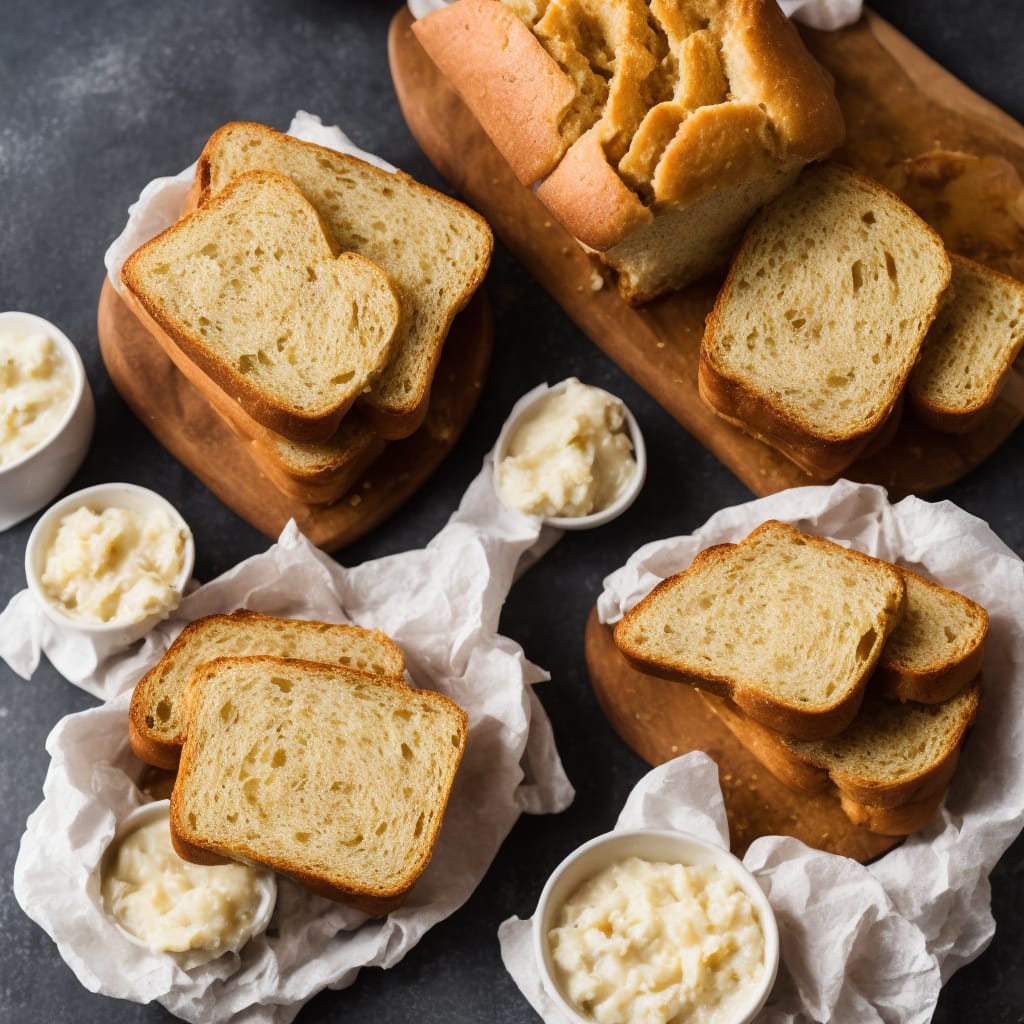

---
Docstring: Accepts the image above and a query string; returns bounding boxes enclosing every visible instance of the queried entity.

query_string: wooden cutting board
[388,6,1024,498]
[97,279,492,551]
[584,609,900,862]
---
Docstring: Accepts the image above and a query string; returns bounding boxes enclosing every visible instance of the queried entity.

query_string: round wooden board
[584,608,900,863]
[97,278,492,551]
[388,7,1024,498]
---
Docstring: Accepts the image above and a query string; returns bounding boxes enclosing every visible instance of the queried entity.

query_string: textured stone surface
[0,1,1022,1022]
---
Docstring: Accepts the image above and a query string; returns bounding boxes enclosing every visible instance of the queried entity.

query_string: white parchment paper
[11,466,573,1022]
[499,480,1024,1024]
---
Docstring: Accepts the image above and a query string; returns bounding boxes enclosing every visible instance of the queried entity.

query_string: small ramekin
[99,799,277,969]
[493,378,647,530]
[533,828,780,1024]
[24,482,195,656]
[0,312,95,532]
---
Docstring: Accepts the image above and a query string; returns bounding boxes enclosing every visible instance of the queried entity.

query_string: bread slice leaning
[129,611,406,769]
[613,521,907,740]
[122,169,402,444]
[700,163,951,477]
[169,656,468,915]
[190,122,493,439]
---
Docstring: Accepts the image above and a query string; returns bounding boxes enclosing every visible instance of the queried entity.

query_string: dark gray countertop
[1,1,1022,1021]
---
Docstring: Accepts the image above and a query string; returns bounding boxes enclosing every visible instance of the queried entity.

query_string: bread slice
[700,163,952,477]
[908,254,1024,433]
[874,568,988,704]
[613,521,907,740]
[169,656,467,914]
[190,122,493,439]
[122,169,402,444]
[129,611,406,769]
[702,678,981,835]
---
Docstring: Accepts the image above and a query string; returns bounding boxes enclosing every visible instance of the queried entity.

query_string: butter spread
[40,505,186,624]
[548,857,765,1024]
[103,817,263,954]
[496,379,635,518]
[0,328,74,466]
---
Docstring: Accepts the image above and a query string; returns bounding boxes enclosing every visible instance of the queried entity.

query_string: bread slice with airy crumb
[122,169,402,444]
[702,678,980,835]
[909,254,1024,433]
[613,521,907,740]
[700,163,951,477]
[169,656,467,915]
[129,611,406,769]
[190,122,493,439]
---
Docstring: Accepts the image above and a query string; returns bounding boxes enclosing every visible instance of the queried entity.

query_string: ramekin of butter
[99,800,276,969]
[25,482,194,655]
[533,829,779,1024]
[0,311,95,531]
[493,378,646,529]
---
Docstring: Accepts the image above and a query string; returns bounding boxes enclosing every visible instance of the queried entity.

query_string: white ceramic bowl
[24,482,195,656]
[0,311,95,531]
[99,799,277,969]
[533,828,780,1024]
[492,378,646,530]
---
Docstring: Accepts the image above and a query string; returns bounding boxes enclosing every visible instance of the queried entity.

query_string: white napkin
[12,464,573,1022]
[537,479,1024,1024]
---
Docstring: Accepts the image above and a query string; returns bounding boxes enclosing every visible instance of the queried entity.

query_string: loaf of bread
[129,610,406,769]
[613,520,907,740]
[908,254,1024,433]
[122,170,402,444]
[413,0,844,304]
[169,656,467,914]
[874,567,988,704]
[190,122,493,439]
[699,163,952,477]
[702,678,981,835]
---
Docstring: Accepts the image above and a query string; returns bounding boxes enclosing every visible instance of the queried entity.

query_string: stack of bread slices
[613,521,988,836]
[128,610,468,914]
[121,122,493,505]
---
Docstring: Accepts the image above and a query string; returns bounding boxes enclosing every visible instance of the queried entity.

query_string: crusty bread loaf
[908,254,1024,433]
[874,567,988,704]
[129,611,406,769]
[702,678,981,835]
[190,123,493,439]
[700,163,952,477]
[413,0,843,304]
[122,170,402,444]
[169,656,467,915]
[613,521,907,740]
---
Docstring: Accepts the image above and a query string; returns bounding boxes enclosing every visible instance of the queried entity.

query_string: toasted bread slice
[129,611,406,769]
[169,656,467,915]
[613,521,907,740]
[700,163,951,477]
[909,254,1024,433]
[191,122,493,439]
[122,169,402,444]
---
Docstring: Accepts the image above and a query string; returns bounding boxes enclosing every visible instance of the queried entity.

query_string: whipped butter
[496,379,635,518]
[0,327,74,466]
[40,504,186,624]
[548,857,766,1024]
[103,816,263,954]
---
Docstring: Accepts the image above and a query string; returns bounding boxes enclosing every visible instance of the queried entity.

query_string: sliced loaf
[190,122,493,439]
[128,610,406,769]
[613,521,907,740]
[169,656,467,914]
[700,162,952,477]
[909,254,1024,433]
[122,170,402,444]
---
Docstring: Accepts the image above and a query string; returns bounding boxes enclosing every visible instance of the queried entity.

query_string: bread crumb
[348,494,362,507]
[590,270,604,291]
[670,744,678,753]
[656,341,666,349]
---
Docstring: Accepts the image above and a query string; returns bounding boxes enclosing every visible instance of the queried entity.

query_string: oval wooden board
[97,279,492,551]
[584,608,900,862]
[388,7,1024,498]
